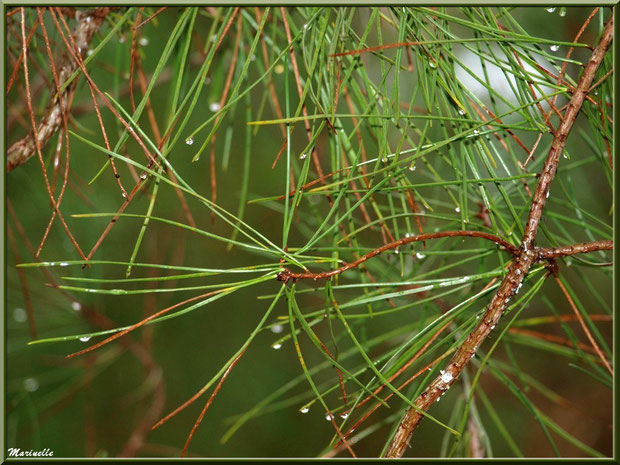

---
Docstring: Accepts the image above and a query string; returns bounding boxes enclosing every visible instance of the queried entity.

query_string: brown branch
[537,240,613,260]
[7,7,114,171]
[383,15,613,458]
[277,230,518,283]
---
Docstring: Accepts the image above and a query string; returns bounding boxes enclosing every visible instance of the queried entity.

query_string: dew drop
[340,412,349,419]
[455,207,461,213]
[300,406,310,414]
[415,252,426,259]
[13,308,27,323]
[140,173,147,180]
[59,262,69,267]
[121,192,128,199]
[559,7,567,16]
[209,102,221,112]
[429,60,437,69]
[299,152,307,160]
[566,259,572,267]
[210,34,217,43]
[139,37,149,46]
[325,414,334,421]
[394,248,400,255]
[185,137,194,145]
[546,7,556,13]
[549,44,560,52]
[72,301,82,311]
[87,49,94,57]
[440,370,453,383]
[271,324,284,334]
[472,129,479,136]
[23,377,39,392]
[458,109,466,116]
[381,157,389,164]
[436,397,441,403]
[303,22,310,30]
[562,153,568,159]
[119,35,126,44]
[271,342,282,350]
[408,164,416,171]
[274,64,285,74]
[250,54,256,62]
[79,336,91,342]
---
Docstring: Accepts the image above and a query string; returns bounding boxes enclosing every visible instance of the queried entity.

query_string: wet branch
[382,15,614,458]
[7,7,114,172]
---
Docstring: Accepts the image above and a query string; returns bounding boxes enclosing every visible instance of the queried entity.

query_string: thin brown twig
[181,348,247,457]
[553,277,612,374]
[277,230,518,283]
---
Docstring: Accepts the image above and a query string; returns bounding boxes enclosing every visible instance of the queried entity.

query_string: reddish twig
[537,240,613,260]
[277,230,518,283]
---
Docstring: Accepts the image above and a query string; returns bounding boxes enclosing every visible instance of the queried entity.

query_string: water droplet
[458,109,466,116]
[566,259,572,267]
[299,152,307,160]
[429,60,437,69]
[404,232,411,238]
[562,153,568,159]
[13,308,27,323]
[415,252,426,259]
[121,192,128,199]
[546,7,556,13]
[299,406,310,414]
[472,129,479,136]
[440,370,453,383]
[436,397,441,403]
[210,34,217,43]
[209,102,221,112]
[185,137,194,146]
[381,157,389,164]
[72,301,82,311]
[59,262,69,267]
[204,76,212,85]
[491,324,496,330]
[325,414,334,421]
[140,173,147,180]
[394,248,400,255]
[23,377,39,392]
[119,35,126,44]
[250,54,256,62]
[271,324,284,334]
[559,7,567,16]
[340,412,349,419]
[549,44,560,52]
[303,22,310,30]
[139,37,149,46]
[546,190,550,198]
[79,336,91,342]
[271,342,282,350]
[87,49,94,57]
[455,207,461,213]
[274,64,285,74]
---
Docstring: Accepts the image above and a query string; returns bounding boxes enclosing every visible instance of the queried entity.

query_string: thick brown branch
[276,230,518,283]
[537,240,613,260]
[7,7,114,172]
[384,15,613,458]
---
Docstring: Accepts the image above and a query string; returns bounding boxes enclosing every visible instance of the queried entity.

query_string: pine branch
[384,15,614,458]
